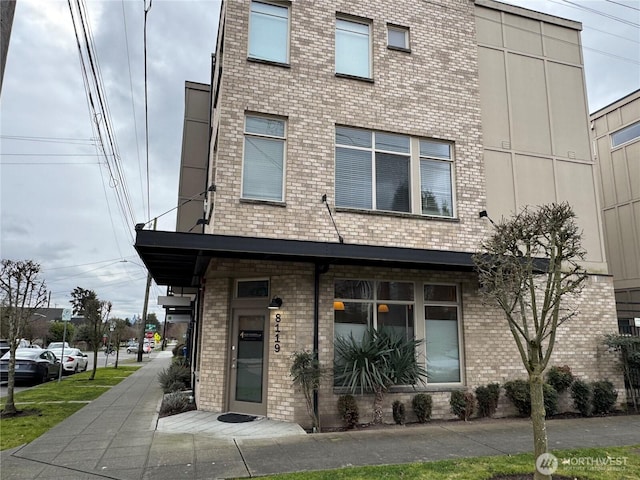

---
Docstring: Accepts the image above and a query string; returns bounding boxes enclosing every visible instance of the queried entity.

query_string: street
[0,346,133,398]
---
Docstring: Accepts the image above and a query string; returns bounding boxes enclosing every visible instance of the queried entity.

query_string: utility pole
[137,218,156,362]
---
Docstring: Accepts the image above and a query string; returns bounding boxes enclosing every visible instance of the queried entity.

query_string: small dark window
[237,280,269,298]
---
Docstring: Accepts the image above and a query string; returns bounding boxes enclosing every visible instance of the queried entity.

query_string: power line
[604,0,640,12]
[554,0,640,28]
[121,0,147,219]
[144,0,153,222]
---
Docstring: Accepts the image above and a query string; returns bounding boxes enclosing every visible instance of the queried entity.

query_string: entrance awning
[134,230,477,287]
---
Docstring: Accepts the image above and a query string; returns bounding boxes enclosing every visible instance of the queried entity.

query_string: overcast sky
[1,0,638,321]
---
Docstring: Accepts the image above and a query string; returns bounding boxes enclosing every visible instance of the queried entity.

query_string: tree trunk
[372,387,384,424]
[90,348,98,380]
[3,347,17,415]
[530,372,550,480]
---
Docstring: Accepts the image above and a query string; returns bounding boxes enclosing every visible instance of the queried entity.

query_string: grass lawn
[0,366,139,451]
[250,445,640,480]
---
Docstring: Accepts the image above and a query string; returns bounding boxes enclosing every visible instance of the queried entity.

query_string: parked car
[126,342,151,354]
[0,339,9,357]
[0,348,59,384]
[47,341,71,350]
[49,348,88,374]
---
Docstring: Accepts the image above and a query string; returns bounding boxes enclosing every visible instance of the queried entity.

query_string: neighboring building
[590,89,640,334]
[136,0,622,427]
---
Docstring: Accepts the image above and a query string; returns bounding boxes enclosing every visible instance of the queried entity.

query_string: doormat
[217,413,257,423]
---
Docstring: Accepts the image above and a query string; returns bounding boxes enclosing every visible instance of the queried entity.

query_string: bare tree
[70,287,111,381]
[473,203,587,480]
[0,260,48,415]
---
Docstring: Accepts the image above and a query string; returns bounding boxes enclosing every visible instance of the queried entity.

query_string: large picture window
[424,284,461,384]
[334,280,414,358]
[242,115,286,202]
[335,126,455,217]
[248,1,289,64]
[335,17,371,78]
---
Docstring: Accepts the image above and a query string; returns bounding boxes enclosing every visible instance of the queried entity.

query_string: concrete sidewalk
[2,351,639,480]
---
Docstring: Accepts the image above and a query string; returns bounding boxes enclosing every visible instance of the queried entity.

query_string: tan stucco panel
[475,7,503,47]
[547,62,590,161]
[508,54,552,155]
[556,161,604,264]
[484,150,515,220]
[504,13,542,56]
[543,22,581,64]
[514,154,555,206]
[477,47,510,150]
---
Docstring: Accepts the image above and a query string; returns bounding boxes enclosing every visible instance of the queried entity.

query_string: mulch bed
[0,408,42,419]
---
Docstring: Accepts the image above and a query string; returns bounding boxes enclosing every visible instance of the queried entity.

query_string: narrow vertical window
[424,284,461,384]
[420,140,454,217]
[249,1,289,64]
[242,115,285,201]
[335,17,371,78]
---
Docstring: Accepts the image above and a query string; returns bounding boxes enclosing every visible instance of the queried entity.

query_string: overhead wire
[121,0,147,219]
[144,0,153,222]
[605,0,640,12]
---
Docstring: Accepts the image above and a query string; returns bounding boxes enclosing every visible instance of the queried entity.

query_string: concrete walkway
[2,351,639,479]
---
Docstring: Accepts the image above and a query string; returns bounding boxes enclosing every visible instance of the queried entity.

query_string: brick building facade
[135,0,623,428]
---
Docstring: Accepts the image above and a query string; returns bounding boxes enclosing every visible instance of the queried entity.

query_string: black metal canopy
[134,230,477,287]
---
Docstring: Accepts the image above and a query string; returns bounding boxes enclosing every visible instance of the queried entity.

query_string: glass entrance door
[229,310,268,415]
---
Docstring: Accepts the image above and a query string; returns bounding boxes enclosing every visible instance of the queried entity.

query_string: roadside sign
[146,324,156,331]
[154,332,161,343]
[62,308,72,322]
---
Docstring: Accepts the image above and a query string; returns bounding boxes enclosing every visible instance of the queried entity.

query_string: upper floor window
[242,115,286,202]
[236,279,269,298]
[335,17,371,78]
[335,126,455,218]
[387,24,410,51]
[248,1,289,64]
[611,121,640,148]
[420,141,453,217]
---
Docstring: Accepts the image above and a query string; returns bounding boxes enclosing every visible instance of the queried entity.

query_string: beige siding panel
[508,54,552,155]
[514,154,555,206]
[548,62,590,161]
[612,148,631,203]
[597,136,615,207]
[594,116,608,138]
[504,13,542,56]
[176,200,204,233]
[620,98,640,126]
[619,204,640,280]
[182,120,209,168]
[543,23,581,64]
[477,47,510,149]
[186,88,210,123]
[603,208,623,278]
[556,161,603,263]
[484,150,515,220]
[179,166,207,198]
[627,141,640,199]
[475,7,503,47]
[607,110,622,131]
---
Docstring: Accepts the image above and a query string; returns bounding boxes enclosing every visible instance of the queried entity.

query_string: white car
[50,348,89,374]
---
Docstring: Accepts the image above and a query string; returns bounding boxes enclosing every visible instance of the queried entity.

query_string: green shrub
[172,343,186,357]
[546,365,575,393]
[475,383,500,418]
[450,390,475,421]
[392,400,405,425]
[503,380,530,416]
[159,392,195,417]
[412,393,433,423]
[158,363,191,393]
[337,394,359,429]
[570,378,592,416]
[592,380,618,415]
[503,379,558,417]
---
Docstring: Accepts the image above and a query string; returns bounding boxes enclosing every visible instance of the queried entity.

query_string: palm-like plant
[334,327,427,424]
